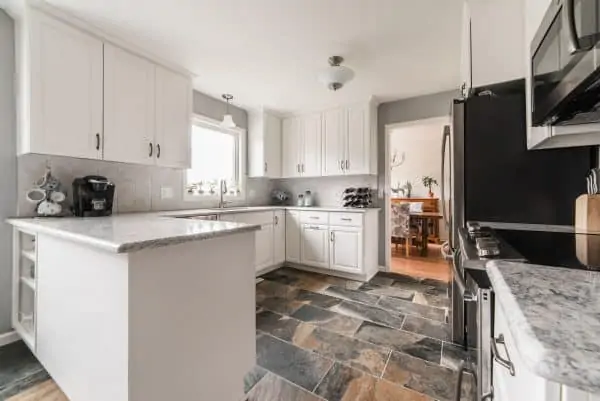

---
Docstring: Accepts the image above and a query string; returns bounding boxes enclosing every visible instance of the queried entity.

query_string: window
[186,117,245,198]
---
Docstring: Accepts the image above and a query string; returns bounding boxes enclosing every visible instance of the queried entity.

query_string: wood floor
[7,381,67,401]
[390,244,451,282]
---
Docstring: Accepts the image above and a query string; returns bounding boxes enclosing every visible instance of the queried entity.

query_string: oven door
[531,0,600,125]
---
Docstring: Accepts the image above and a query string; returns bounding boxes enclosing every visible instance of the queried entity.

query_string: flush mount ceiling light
[318,56,355,91]
[221,94,236,128]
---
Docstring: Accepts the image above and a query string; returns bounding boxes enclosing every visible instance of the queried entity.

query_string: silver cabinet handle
[330,231,335,242]
[302,164,305,173]
[309,216,319,220]
[491,334,515,376]
[157,144,161,159]
[307,225,323,230]
[346,160,349,169]
[95,133,100,151]
[452,248,476,302]
[274,215,279,225]
[340,218,352,222]
[149,142,153,157]
[297,164,300,173]
[565,0,581,54]
[264,162,268,173]
[340,160,345,170]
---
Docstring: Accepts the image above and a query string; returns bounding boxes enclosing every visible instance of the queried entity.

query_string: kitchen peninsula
[7,214,259,401]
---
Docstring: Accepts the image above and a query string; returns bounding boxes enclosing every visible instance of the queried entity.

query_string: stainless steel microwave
[531,0,600,126]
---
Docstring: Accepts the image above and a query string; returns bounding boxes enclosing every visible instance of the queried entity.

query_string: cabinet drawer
[225,211,274,226]
[329,212,363,227]
[300,211,329,225]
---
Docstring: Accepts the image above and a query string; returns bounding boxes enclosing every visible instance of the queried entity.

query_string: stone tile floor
[247,268,476,401]
[0,267,476,401]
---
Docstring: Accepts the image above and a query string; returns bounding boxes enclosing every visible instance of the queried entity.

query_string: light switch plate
[161,187,174,199]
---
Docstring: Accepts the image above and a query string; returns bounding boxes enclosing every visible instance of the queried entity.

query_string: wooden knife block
[575,194,600,232]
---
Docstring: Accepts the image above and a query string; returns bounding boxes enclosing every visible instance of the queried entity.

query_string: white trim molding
[0,330,20,347]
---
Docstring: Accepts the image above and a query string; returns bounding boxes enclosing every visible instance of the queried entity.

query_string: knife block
[575,194,600,232]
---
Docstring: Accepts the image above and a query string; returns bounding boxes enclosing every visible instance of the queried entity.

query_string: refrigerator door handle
[441,125,451,230]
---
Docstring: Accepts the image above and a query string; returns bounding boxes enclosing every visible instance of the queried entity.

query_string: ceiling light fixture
[221,94,236,128]
[318,56,355,91]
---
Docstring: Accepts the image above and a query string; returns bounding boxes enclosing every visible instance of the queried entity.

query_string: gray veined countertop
[488,260,600,394]
[6,213,260,254]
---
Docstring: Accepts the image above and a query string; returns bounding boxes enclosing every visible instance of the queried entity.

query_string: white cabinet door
[103,44,156,165]
[285,211,301,263]
[265,113,282,178]
[273,211,286,265]
[29,12,103,159]
[322,108,345,176]
[154,65,191,169]
[282,118,302,178]
[255,224,274,272]
[329,226,362,273]
[301,113,323,177]
[300,225,329,269]
[345,104,370,175]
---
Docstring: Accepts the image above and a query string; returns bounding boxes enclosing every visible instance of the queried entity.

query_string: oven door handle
[451,248,477,302]
[491,334,516,376]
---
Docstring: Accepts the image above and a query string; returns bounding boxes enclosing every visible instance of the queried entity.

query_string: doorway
[384,116,451,282]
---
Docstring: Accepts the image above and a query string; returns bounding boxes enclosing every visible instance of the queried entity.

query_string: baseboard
[256,263,283,278]
[285,262,370,282]
[378,265,388,271]
[0,330,20,347]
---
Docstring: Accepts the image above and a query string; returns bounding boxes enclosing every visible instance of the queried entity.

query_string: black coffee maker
[72,176,115,217]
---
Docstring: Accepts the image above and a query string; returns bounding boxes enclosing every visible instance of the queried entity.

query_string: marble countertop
[488,260,600,393]
[7,214,260,254]
[7,206,380,254]
[162,206,380,218]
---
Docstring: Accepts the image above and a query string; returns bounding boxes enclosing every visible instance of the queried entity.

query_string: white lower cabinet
[273,211,286,265]
[285,211,302,263]
[255,224,274,272]
[329,226,362,274]
[285,210,378,279]
[300,225,330,269]
[494,301,598,401]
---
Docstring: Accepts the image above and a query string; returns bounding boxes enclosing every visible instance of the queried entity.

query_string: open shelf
[20,276,36,291]
[21,249,36,262]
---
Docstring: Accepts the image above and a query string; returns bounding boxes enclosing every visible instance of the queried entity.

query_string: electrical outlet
[161,187,174,199]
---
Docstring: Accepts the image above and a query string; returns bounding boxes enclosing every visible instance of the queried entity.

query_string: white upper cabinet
[322,108,345,176]
[15,8,192,166]
[25,10,103,159]
[322,102,377,177]
[282,118,302,178]
[103,44,156,165]
[281,113,322,178]
[469,0,525,87]
[154,65,192,169]
[248,111,282,178]
[301,113,323,177]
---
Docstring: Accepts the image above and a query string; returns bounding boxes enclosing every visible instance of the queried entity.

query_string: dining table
[409,211,443,257]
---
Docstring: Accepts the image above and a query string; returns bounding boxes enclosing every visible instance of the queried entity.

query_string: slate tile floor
[249,267,476,401]
[1,267,475,401]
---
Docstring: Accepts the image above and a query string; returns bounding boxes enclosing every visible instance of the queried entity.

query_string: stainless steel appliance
[72,176,115,217]
[440,89,592,346]
[452,224,600,400]
[531,0,600,126]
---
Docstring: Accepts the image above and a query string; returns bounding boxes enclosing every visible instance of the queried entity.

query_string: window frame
[184,114,247,203]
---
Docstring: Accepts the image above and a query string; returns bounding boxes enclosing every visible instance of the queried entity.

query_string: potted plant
[422,176,438,198]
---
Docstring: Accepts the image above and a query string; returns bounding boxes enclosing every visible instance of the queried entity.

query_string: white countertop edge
[7,217,261,254]
[161,206,381,218]
[487,262,600,393]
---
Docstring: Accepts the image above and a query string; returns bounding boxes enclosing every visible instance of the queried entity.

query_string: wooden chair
[390,203,421,257]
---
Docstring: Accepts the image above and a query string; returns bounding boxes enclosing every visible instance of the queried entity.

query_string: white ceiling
[45,0,463,114]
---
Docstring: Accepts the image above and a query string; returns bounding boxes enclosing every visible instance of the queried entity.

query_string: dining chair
[390,203,419,257]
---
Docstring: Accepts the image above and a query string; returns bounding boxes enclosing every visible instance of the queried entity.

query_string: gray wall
[193,91,248,129]
[0,9,17,335]
[377,90,457,265]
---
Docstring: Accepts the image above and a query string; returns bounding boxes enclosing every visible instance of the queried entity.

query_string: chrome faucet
[218,179,231,209]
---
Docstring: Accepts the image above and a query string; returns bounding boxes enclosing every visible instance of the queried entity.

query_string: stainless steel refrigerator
[441,87,594,346]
